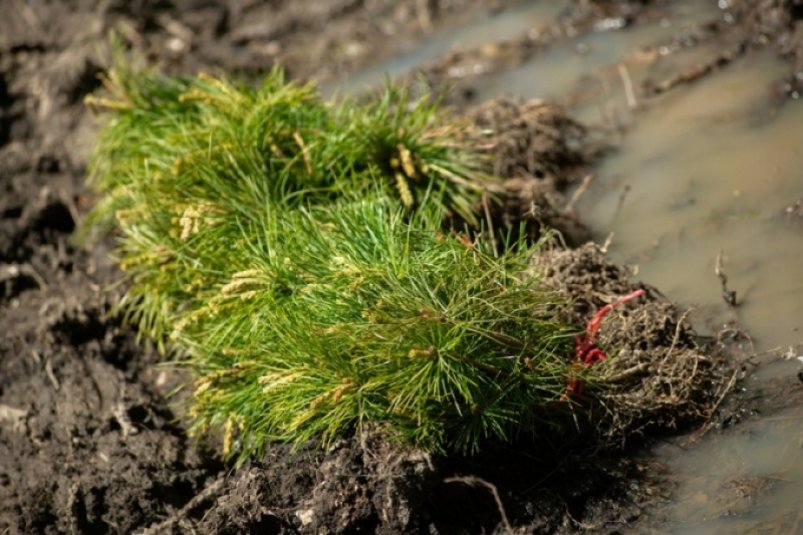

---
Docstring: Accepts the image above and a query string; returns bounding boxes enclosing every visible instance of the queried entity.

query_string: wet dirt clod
[466,98,592,245]
[537,244,731,443]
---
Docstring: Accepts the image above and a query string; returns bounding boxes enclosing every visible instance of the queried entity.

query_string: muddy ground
[1,0,801,533]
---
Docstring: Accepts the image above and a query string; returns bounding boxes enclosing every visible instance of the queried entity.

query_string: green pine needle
[81,61,584,463]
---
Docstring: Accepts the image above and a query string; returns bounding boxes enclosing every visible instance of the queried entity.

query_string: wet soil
[2,0,801,533]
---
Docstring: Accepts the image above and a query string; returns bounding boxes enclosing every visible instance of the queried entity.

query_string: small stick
[137,476,225,535]
[444,476,512,533]
[564,173,593,213]
[482,193,498,257]
[600,232,614,254]
[617,63,638,109]
[715,249,738,307]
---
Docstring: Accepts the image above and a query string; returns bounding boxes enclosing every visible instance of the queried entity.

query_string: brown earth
[1,0,800,533]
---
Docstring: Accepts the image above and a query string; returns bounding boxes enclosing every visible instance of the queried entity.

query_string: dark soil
[466,98,593,247]
[537,244,729,442]
[1,0,799,533]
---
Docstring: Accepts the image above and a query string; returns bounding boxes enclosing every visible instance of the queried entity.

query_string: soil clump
[466,98,593,246]
[536,244,730,442]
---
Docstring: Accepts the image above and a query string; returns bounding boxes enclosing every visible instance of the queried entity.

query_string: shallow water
[576,47,803,534]
[332,1,803,530]
[470,0,720,111]
[322,0,568,98]
[577,50,803,353]
[652,399,803,533]
[519,18,803,535]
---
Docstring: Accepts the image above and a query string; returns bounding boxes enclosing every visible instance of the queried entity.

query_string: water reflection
[577,51,803,352]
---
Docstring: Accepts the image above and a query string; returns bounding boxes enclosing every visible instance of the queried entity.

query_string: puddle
[322,0,568,97]
[572,41,803,535]
[468,0,720,109]
[650,400,803,533]
[576,50,803,353]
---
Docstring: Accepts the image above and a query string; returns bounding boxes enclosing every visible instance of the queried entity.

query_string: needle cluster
[82,62,580,462]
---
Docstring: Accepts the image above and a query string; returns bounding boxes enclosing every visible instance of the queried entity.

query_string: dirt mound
[537,244,731,443]
[191,436,436,534]
[466,98,592,245]
[139,427,664,534]
[0,188,216,533]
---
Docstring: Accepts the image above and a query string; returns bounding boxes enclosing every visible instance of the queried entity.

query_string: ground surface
[1,0,801,533]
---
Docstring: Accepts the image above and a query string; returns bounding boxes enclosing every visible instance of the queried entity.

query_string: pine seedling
[82,63,493,231]
[81,63,588,462]
[81,63,499,343]
[177,199,577,461]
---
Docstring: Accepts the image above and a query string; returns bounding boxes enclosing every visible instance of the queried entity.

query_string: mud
[1,0,799,533]
[403,0,803,112]
[0,1,507,532]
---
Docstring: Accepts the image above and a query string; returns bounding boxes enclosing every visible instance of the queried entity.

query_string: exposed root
[444,476,512,533]
[467,98,588,187]
[137,476,225,535]
[535,243,732,443]
[465,98,593,246]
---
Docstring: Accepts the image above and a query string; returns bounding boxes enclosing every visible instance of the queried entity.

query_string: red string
[562,288,645,401]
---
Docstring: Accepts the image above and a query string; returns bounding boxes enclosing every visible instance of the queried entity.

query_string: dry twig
[617,63,638,109]
[137,476,225,535]
[444,476,512,533]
